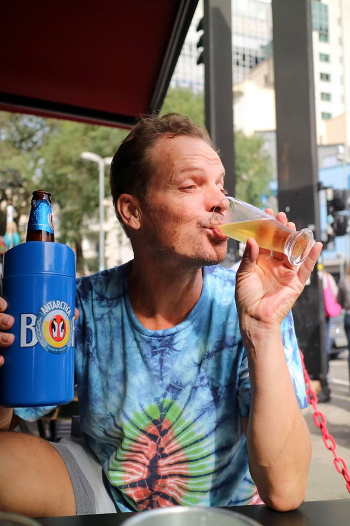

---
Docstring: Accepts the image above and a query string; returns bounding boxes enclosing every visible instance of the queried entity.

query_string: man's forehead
[153,134,222,166]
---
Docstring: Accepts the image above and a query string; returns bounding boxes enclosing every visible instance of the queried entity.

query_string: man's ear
[117,194,142,230]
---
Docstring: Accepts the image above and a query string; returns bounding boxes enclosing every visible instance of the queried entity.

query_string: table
[37,500,350,526]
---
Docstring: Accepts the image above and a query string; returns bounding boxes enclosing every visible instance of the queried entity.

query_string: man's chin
[200,247,228,266]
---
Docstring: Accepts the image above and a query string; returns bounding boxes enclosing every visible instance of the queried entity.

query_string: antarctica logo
[36,300,73,354]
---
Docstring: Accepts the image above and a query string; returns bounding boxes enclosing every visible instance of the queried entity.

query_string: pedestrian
[0,113,322,517]
[336,264,350,387]
[317,270,340,403]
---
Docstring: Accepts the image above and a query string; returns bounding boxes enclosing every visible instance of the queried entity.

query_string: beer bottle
[26,190,54,242]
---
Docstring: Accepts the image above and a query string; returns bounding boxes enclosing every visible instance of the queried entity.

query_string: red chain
[300,350,350,493]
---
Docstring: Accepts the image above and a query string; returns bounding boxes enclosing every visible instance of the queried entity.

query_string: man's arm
[235,213,322,511]
[240,330,311,511]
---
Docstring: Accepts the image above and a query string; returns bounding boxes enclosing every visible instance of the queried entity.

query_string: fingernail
[0,333,13,344]
[2,315,12,326]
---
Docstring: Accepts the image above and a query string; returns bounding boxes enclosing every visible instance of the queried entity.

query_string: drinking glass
[211,196,314,266]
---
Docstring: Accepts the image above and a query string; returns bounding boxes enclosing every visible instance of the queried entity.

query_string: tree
[161,87,204,126]
[0,112,58,235]
[39,120,128,273]
[234,130,273,208]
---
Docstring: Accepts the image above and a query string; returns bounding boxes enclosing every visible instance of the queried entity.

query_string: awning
[0,0,198,128]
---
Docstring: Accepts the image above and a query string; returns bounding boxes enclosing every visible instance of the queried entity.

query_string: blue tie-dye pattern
[15,261,307,511]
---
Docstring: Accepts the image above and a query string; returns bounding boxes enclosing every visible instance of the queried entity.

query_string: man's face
[138,135,228,267]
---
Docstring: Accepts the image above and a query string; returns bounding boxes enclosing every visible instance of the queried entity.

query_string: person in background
[0,114,322,517]
[4,221,20,250]
[337,264,350,389]
[318,270,339,403]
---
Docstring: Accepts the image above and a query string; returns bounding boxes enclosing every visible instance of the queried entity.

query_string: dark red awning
[0,0,198,128]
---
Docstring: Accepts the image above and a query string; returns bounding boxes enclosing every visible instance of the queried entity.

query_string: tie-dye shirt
[16,262,307,512]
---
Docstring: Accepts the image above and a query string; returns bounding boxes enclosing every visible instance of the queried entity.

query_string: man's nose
[210,195,230,213]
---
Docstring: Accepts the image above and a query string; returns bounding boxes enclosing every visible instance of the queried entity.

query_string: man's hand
[235,210,322,511]
[0,297,15,368]
[0,297,15,430]
[235,210,323,329]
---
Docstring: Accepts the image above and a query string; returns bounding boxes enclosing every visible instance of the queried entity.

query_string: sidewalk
[304,352,350,501]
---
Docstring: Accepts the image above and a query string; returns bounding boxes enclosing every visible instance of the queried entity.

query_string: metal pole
[99,159,105,271]
[272,0,327,384]
[203,0,237,264]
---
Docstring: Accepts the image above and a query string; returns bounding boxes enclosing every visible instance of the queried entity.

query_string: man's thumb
[238,238,259,274]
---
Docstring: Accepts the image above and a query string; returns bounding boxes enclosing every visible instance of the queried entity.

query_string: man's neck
[128,258,204,330]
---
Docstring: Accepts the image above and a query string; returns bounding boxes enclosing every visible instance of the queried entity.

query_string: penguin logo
[49,315,66,343]
[36,302,73,354]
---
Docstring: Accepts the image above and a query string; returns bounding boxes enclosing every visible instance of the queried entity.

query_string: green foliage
[0,112,58,235]
[161,87,204,126]
[234,130,273,208]
[39,120,128,272]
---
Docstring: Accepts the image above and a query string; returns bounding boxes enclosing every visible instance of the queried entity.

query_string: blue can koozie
[0,241,76,407]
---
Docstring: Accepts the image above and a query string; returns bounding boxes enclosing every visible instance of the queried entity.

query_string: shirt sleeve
[14,405,57,422]
[281,311,308,409]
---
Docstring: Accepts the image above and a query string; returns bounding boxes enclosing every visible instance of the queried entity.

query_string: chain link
[300,350,350,494]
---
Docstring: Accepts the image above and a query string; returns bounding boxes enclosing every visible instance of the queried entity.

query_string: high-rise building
[232,0,272,85]
[170,0,350,146]
[170,0,273,92]
[312,0,350,144]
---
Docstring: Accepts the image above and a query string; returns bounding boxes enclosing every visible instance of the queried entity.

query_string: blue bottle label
[28,199,54,234]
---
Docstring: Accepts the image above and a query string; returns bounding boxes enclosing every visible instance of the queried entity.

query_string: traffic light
[333,213,349,236]
[196,17,205,66]
[326,188,350,237]
[324,187,336,244]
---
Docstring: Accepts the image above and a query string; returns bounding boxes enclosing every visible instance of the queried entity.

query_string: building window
[312,1,329,32]
[321,112,332,119]
[319,31,329,42]
[319,53,330,62]
[320,72,331,81]
[321,92,331,101]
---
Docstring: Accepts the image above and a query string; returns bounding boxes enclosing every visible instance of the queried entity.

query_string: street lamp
[81,152,113,271]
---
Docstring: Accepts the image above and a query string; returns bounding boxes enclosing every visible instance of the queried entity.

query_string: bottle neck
[27,196,54,242]
[26,230,54,242]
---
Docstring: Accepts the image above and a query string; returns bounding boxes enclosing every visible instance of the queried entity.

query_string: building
[311,0,350,145]
[170,0,273,93]
[171,0,350,146]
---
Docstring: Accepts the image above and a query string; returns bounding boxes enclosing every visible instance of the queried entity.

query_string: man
[0,113,322,517]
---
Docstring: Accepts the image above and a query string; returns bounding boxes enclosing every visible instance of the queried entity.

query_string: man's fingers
[0,303,15,347]
[0,331,14,347]
[0,297,8,313]
[238,238,259,274]
[0,314,14,330]
[298,242,323,281]
[0,313,15,347]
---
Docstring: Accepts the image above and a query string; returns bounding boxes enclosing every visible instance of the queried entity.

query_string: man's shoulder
[76,261,131,299]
